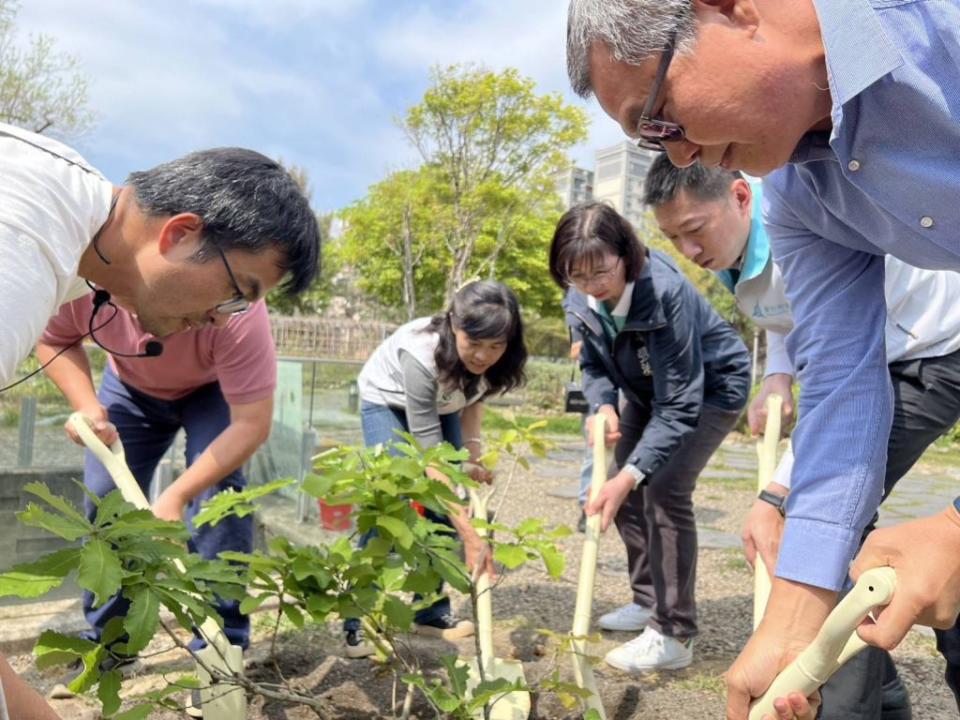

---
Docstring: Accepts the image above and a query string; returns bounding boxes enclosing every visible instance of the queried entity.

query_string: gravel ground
[6,434,956,718]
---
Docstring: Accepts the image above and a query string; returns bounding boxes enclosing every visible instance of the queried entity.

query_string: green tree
[402,65,587,302]
[0,0,92,136]
[336,167,450,320]
[336,64,587,320]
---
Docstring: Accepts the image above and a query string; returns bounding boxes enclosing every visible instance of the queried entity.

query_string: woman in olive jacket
[550,202,751,673]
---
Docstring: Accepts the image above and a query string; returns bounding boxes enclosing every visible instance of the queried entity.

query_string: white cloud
[12,0,625,209]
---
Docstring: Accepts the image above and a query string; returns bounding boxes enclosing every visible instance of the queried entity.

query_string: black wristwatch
[758,489,787,518]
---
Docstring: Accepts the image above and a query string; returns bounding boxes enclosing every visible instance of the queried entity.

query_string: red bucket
[318,500,352,531]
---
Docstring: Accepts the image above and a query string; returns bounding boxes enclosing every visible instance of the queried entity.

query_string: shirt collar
[716,182,768,290]
[812,0,903,107]
[587,281,635,317]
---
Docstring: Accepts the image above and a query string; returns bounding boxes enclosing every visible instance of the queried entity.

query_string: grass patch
[723,548,749,572]
[483,407,582,435]
[700,475,755,492]
[673,672,726,695]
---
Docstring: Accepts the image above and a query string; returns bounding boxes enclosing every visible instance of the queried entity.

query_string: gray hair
[566,0,696,98]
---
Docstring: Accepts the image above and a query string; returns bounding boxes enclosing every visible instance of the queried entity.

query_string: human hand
[465,462,493,485]
[851,506,960,649]
[726,579,834,719]
[587,404,621,447]
[461,525,496,581]
[584,472,632,532]
[757,692,818,720]
[748,375,795,436]
[151,487,188,523]
[742,484,787,571]
[66,405,118,446]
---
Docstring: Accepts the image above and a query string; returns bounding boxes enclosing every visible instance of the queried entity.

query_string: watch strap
[758,489,787,517]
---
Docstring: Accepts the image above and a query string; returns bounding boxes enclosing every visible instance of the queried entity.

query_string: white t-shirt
[357,317,490,448]
[0,123,113,384]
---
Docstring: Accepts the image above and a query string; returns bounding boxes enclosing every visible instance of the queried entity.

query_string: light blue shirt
[764,0,960,591]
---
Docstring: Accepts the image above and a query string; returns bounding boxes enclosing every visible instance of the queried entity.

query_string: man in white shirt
[645,157,960,718]
[0,121,320,387]
[0,121,321,717]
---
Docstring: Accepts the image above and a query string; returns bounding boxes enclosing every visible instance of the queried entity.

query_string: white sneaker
[598,602,653,631]
[604,626,693,672]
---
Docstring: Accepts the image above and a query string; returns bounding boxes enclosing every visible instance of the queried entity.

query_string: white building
[592,141,656,229]
[553,164,594,209]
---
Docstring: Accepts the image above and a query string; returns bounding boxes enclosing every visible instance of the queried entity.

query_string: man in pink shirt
[37,293,277,661]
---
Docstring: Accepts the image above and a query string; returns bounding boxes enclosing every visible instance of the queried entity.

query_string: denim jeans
[81,366,252,651]
[343,401,462,632]
[576,413,595,506]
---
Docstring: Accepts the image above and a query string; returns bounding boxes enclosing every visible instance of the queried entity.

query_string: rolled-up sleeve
[766,186,891,591]
[764,330,794,377]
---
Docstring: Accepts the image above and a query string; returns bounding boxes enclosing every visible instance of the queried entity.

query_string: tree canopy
[334,65,589,320]
[0,0,92,136]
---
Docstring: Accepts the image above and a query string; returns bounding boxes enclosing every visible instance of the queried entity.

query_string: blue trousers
[577,413,594,506]
[82,366,252,650]
[344,401,461,632]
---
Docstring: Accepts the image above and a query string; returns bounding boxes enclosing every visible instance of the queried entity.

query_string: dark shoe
[344,628,375,659]
[413,613,475,641]
[577,509,586,533]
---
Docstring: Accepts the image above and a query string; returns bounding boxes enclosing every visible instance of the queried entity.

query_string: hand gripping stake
[69,413,246,720]
[569,413,608,719]
[748,567,897,720]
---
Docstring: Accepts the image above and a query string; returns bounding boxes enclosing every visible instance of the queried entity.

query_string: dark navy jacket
[563,250,751,478]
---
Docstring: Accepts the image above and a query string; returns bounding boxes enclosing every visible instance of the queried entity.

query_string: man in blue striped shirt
[566,0,960,717]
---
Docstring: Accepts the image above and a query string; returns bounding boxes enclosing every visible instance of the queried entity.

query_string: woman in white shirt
[346,280,527,656]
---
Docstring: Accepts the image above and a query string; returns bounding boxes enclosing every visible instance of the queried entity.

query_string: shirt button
[920,216,935,229]
[847,159,861,172]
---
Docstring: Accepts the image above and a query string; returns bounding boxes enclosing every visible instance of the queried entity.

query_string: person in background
[343,280,528,657]
[0,121,318,717]
[567,315,594,533]
[551,202,751,672]
[37,294,277,674]
[645,157,960,718]
[564,1,960,714]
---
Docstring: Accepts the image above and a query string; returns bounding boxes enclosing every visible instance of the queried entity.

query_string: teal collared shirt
[716,182,768,294]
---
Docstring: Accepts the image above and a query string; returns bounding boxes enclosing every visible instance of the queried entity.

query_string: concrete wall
[0,466,86,571]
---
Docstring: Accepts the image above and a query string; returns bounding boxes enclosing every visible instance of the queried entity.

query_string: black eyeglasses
[210,243,250,315]
[635,30,686,152]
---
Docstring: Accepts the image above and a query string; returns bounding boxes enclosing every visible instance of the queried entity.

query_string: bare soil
[7,436,955,718]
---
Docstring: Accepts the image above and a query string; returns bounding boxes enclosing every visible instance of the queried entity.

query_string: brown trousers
[614,402,741,639]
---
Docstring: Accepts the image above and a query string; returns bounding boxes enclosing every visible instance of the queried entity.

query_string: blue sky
[16,0,626,213]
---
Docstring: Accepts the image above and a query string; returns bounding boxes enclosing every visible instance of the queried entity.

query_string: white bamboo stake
[569,414,607,719]
[749,567,896,720]
[464,488,529,719]
[753,394,783,629]
[69,413,246,720]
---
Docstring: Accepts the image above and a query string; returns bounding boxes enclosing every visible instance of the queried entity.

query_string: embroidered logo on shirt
[752,300,791,319]
[636,345,653,376]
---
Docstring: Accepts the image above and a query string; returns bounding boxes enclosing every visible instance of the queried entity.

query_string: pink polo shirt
[40,294,277,405]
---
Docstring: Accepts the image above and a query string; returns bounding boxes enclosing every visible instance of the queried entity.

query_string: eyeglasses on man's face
[210,243,251,315]
[635,29,686,152]
[569,257,622,289]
